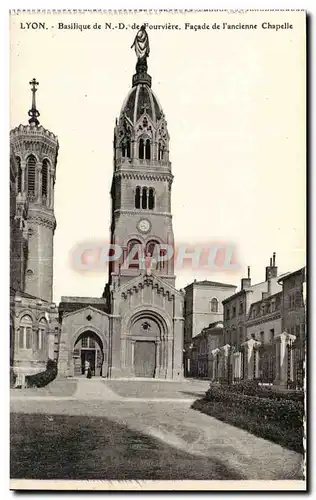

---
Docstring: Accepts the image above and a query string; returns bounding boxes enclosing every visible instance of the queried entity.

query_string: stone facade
[183,280,237,343]
[278,267,306,339]
[245,292,282,344]
[223,257,282,348]
[186,321,224,378]
[56,48,184,379]
[204,263,306,389]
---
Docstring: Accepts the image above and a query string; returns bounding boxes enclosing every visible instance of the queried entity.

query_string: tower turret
[10,79,59,302]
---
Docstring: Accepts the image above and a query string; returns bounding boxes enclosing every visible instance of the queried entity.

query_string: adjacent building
[186,321,224,378]
[183,279,236,376]
[222,254,282,348]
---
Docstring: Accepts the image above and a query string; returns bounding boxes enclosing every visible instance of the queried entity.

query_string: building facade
[222,255,282,348]
[183,280,236,376]
[57,38,184,380]
[206,260,306,388]
[187,321,224,378]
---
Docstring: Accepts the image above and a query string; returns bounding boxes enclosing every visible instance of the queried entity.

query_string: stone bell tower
[10,79,59,302]
[106,39,175,293]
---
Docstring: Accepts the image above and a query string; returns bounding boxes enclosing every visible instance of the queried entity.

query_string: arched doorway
[73,331,104,377]
[128,311,168,378]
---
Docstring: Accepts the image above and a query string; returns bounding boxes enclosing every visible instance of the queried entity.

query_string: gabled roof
[185,280,237,289]
[63,305,110,319]
[116,271,183,298]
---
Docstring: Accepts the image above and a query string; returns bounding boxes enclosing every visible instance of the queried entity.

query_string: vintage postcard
[9,9,306,491]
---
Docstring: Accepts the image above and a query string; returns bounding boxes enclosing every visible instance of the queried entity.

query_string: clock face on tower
[137,218,151,234]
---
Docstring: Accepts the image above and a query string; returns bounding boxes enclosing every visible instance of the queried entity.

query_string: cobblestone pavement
[10,379,304,481]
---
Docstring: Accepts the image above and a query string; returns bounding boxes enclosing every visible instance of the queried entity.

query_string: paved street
[10,379,303,481]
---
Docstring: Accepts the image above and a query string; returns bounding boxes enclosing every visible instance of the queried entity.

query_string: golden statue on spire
[131,24,150,61]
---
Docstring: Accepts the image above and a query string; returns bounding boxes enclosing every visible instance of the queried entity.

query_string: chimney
[265,252,278,281]
[241,266,251,290]
[268,278,271,294]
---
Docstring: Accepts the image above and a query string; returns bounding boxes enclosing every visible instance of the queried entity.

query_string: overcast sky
[10,10,306,304]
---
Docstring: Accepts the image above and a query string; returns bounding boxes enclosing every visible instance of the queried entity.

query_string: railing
[259,343,276,384]
[115,157,171,169]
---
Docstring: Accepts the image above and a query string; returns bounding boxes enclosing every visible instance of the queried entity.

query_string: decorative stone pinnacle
[28,78,40,126]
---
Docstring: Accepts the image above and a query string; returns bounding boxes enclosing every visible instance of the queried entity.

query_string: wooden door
[134,341,156,378]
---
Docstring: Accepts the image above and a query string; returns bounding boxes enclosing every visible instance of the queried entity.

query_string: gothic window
[27,155,36,196]
[145,139,151,160]
[42,159,49,198]
[135,186,141,209]
[82,337,88,348]
[19,315,33,350]
[122,139,131,159]
[148,188,155,210]
[16,157,22,193]
[142,187,148,209]
[126,140,131,158]
[139,138,144,159]
[127,239,142,269]
[210,298,219,313]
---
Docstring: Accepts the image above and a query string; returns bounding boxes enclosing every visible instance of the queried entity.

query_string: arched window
[146,240,159,270]
[127,239,142,269]
[16,157,22,193]
[126,139,131,158]
[122,139,131,159]
[139,138,144,159]
[146,240,159,258]
[145,139,151,160]
[36,318,47,351]
[42,159,49,198]
[142,187,148,209]
[135,186,141,209]
[19,315,33,350]
[148,188,155,210]
[210,298,219,313]
[27,155,36,196]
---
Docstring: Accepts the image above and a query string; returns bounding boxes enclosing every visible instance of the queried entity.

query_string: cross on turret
[28,78,40,126]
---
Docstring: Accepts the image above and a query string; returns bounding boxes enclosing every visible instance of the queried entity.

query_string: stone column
[57,325,70,378]
[166,338,173,379]
[232,350,242,381]
[36,162,41,202]
[241,338,261,380]
[274,332,296,387]
[155,340,161,378]
[219,344,231,382]
[211,348,220,381]
[109,315,122,378]
[21,161,26,192]
[50,174,54,209]
[47,328,55,360]
[130,340,136,376]
[172,318,184,379]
